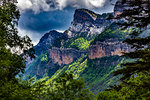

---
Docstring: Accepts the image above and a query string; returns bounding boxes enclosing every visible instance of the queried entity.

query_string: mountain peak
[39,30,62,44]
[74,8,98,23]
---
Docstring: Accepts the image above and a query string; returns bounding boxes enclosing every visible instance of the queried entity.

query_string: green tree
[46,72,95,100]
[0,0,34,80]
[113,0,150,87]
[97,0,150,99]
[0,0,36,99]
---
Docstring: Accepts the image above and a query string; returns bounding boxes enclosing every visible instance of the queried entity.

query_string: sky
[17,0,116,45]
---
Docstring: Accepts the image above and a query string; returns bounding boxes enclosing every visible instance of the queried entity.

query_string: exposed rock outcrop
[65,9,112,38]
[34,30,67,55]
[49,47,87,66]
[88,39,131,59]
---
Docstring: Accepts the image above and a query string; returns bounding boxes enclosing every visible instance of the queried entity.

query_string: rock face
[65,9,112,38]
[34,30,67,55]
[49,47,87,66]
[88,39,131,59]
[114,0,150,17]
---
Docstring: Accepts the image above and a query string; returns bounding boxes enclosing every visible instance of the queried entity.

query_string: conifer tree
[111,0,150,99]
[113,0,150,84]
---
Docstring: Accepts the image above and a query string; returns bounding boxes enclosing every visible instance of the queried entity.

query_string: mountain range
[23,0,142,94]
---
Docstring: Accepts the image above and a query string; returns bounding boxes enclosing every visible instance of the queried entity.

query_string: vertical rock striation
[65,9,113,38]
[88,39,132,59]
[49,47,87,66]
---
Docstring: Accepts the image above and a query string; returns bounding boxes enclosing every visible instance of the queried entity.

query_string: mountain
[24,3,134,94]
[65,9,113,38]
[33,30,67,56]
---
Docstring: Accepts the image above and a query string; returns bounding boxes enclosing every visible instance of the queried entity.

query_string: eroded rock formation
[65,9,112,38]
[88,39,131,59]
[49,47,87,65]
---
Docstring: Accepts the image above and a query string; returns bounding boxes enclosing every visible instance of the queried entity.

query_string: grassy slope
[45,23,132,94]
[25,22,132,94]
[45,55,125,94]
[91,22,131,44]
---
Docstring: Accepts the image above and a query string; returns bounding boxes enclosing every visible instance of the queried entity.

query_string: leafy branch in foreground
[0,0,35,99]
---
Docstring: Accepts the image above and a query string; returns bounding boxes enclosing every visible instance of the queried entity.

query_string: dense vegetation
[24,52,61,80]
[45,55,125,94]
[0,0,149,99]
[62,32,95,50]
[97,0,150,99]
[0,0,36,99]
[91,22,131,44]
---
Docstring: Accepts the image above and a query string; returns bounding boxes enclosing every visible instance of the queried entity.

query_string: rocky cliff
[34,30,67,56]
[49,47,87,66]
[88,39,131,59]
[65,9,113,38]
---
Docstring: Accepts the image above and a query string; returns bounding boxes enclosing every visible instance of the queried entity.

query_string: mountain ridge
[24,3,134,93]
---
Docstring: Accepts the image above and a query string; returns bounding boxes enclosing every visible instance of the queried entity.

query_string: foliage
[45,55,125,94]
[66,54,88,79]
[80,56,123,93]
[63,32,95,50]
[96,89,123,100]
[97,72,150,100]
[98,0,150,99]
[41,53,48,62]
[113,0,150,90]
[24,52,60,80]
[0,0,34,80]
[0,1,38,99]
[46,72,95,100]
[69,37,91,50]
[91,22,131,44]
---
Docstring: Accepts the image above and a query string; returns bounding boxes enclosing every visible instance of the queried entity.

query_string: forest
[0,0,150,100]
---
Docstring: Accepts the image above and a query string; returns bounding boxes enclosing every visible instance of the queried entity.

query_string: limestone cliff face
[88,39,131,59]
[114,0,149,17]
[49,47,87,66]
[65,9,112,38]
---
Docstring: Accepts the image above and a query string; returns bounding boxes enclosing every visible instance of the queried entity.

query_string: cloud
[18,10,73,32]
[17,0,106,13]
[18,27,42,45]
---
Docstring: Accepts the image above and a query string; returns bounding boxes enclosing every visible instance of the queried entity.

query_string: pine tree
[98,0,150,99]
[113,0,150,83]
[111,0,150,99]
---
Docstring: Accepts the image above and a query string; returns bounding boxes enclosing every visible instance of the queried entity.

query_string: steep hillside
[45,54,125,94]
[24,9,113,80]
[44,23,132,94]
[24,8,132,94]
[65,9,113,38]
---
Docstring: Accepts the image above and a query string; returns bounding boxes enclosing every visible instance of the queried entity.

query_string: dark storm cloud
[19,9,74,33]
[17,0,117,45]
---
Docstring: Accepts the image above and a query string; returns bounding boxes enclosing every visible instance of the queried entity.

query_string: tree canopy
[97,0,150,99]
